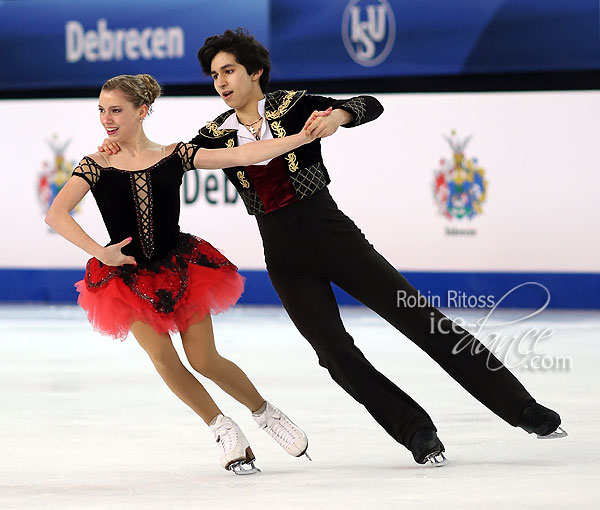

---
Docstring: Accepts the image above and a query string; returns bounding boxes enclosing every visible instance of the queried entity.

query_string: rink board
[0,91,598,307]
[0,269,598,310]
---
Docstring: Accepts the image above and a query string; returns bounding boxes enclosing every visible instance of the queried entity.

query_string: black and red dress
[71,142,243,340]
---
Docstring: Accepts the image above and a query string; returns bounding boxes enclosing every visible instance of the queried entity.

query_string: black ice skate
[409,428,448,467]
[518,401,567,439]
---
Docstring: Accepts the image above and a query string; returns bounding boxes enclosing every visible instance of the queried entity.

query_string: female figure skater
[45,74,320,475]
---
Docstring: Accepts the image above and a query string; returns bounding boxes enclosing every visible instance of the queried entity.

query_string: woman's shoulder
[164,142,180,156]
[165,141,201,159]
[84,151,111,168]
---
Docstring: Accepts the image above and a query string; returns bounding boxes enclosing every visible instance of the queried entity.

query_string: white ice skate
[210,414,261,475]
[252,401,311,460]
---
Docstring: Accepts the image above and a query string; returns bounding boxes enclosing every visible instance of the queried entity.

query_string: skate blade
[296,440,312,461]
[425,451,448,467]
[230,459,261,475]
[226,446,261,475]
[537,426,568,439]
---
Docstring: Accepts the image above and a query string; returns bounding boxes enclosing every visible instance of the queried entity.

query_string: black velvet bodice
[72,142,199,264]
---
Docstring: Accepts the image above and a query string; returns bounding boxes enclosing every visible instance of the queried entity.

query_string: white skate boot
[252,402,311,460]
[210,414,260,475]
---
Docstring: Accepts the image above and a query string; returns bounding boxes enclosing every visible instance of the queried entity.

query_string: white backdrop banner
[1,91,598,272]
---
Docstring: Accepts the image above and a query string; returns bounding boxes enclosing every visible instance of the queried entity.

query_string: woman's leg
[130,321,221,424]
[180,315,264,413]
[182,316,311,458]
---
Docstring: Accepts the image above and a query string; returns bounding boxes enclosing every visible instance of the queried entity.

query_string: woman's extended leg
[131,320,259,472]
[130,320,221,424]
[181,315,309,458]
[180,315,264,413]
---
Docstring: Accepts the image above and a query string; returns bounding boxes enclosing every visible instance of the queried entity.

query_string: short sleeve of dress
[176,142,201,172]
[71,157,101,188]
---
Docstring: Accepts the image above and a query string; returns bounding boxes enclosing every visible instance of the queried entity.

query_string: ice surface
[1,305,598,509]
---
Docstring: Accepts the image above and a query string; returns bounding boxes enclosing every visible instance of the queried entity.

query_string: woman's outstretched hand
[303,106,351,138]
[302,107,333,135]
[98,237,137,266]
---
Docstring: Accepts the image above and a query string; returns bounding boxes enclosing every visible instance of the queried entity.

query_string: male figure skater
[102,28,565,465]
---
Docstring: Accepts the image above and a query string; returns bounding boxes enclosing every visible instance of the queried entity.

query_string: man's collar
[218,112,238,130]
[218,97,267,130]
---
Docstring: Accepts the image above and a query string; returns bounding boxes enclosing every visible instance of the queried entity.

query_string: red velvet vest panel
[244,156,299,213]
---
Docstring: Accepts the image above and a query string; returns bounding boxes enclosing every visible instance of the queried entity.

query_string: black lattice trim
[289,163,328,198]
[239,190,266,215]
[72,157,101,187]
[176,142,201,172]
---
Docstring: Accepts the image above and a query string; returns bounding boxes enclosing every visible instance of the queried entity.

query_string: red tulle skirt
[75,233,244,340]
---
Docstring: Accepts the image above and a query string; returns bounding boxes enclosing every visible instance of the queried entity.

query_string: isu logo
[341,0,396,67]
[433,131,488,220]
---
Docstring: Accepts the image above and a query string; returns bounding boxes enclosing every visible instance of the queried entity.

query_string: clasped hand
[302,107,343,139]
[98,237,137,266]
[99,107,338,154]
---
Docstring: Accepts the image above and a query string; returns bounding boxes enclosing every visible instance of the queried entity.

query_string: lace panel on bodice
[130,171,154,259]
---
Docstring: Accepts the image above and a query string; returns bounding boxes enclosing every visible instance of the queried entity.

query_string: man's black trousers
[256,189,533,447]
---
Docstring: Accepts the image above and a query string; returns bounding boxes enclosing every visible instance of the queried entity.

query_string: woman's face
[98,89,145,141]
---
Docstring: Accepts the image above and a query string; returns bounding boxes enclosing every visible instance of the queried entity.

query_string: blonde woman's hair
[101,74,162,114]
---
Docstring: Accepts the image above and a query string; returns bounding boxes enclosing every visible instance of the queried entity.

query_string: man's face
[210,51,262,110]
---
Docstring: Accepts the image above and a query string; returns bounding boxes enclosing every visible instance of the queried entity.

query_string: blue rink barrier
[0,269,598,309]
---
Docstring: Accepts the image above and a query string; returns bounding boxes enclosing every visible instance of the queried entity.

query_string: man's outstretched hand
[98,138,121,155]
[303,107,352,138]
[98,106,341,152]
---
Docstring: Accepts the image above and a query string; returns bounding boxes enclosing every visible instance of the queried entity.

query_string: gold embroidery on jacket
[225,138,235,148]
[285,152,299,173]
[270,121,286,138]
[206,121,229,138]
[237,170,250,189]
[265,90,297,120]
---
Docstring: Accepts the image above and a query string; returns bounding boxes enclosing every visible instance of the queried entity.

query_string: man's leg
[268,269,436,447]
[329,244,534,427]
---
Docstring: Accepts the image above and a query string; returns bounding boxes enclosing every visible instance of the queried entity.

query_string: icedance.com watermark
[397,289,495,309]
[397,282,572,373]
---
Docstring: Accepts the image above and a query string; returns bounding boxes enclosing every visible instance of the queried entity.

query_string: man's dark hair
[197,28,271,93]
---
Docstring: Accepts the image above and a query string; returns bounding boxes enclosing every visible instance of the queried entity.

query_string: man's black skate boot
[518,401,567,438]
[409,428,447,466]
